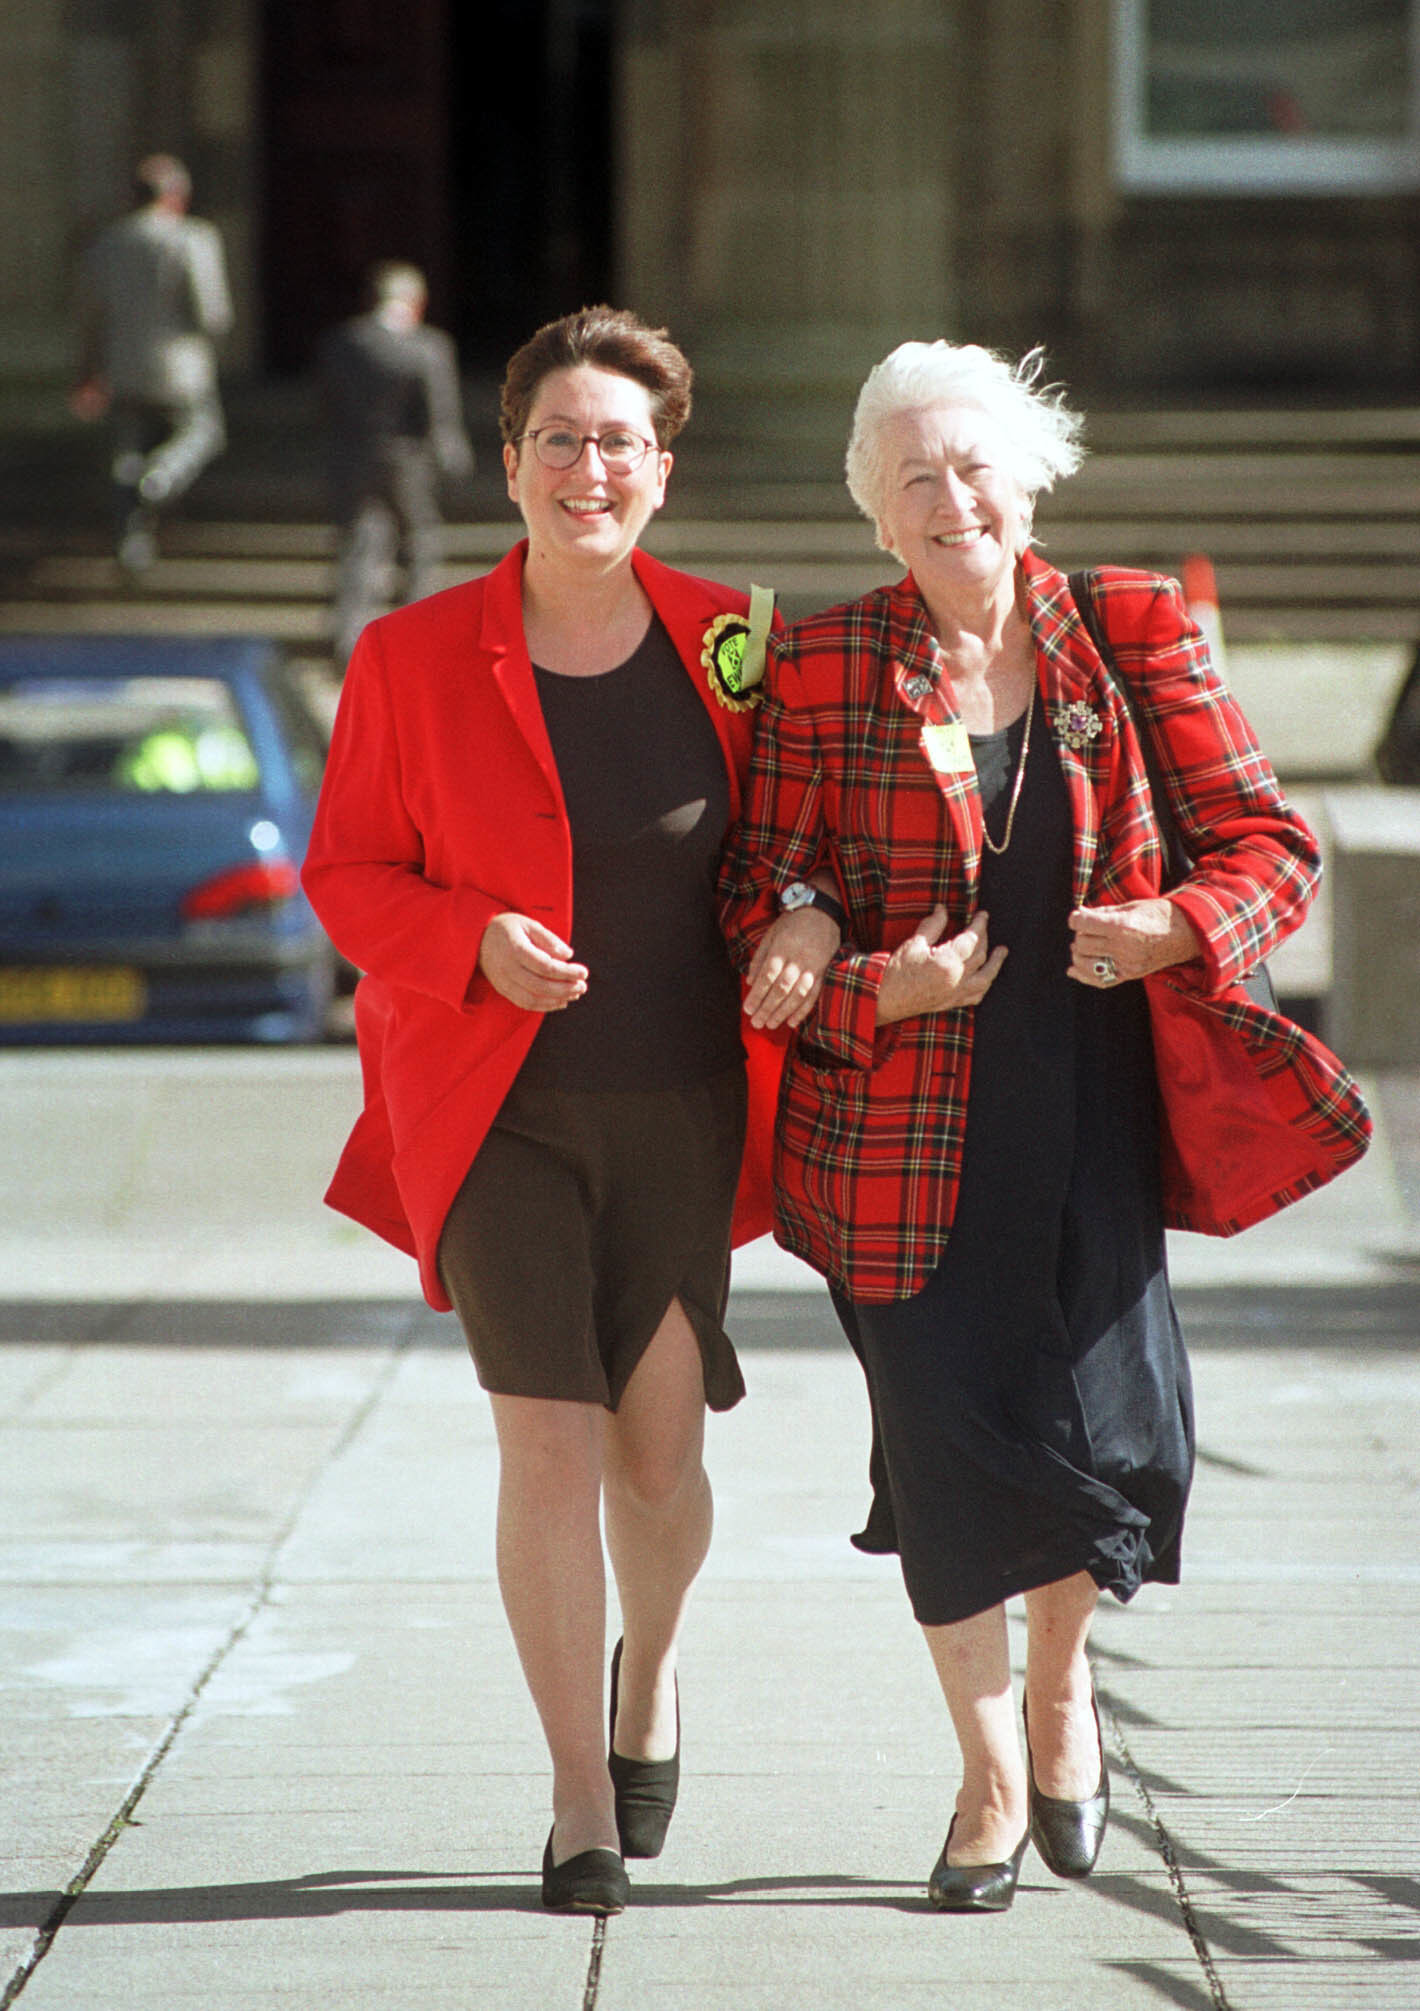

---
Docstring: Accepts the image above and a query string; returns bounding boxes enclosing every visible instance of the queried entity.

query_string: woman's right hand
[875,908,1007,1026]
[477,912,589,1012]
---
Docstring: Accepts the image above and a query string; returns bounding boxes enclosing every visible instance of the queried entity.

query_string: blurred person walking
[318,261,475,666]
[73,154,232,573]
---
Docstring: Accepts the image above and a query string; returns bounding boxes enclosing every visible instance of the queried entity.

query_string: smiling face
[504,364,671,575]
[873,404,1031,611]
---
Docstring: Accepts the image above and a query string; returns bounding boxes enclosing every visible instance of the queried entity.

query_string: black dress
[436,618,749,1414]
[833,701,1195,1627]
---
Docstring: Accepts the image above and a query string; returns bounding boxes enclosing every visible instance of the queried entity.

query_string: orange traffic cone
[1182,552,1228,678]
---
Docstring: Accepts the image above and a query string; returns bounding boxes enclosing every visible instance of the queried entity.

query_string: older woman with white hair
[720,341,1364,1912]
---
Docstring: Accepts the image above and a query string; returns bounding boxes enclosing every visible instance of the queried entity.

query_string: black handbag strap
[1068,568,1192,885]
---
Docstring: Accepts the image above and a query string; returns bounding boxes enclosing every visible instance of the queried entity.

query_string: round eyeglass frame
[516,425,658,473]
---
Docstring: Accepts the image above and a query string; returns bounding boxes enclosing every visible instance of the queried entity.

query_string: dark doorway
[261,0,454,372]
[447,0,615,366]
[261,0,614,373]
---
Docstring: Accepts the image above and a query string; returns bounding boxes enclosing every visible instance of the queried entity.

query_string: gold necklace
[979,679,1037,856]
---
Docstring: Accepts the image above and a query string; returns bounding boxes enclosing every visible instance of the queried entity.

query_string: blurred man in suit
[73,155,233,573]
[319,262,475,666]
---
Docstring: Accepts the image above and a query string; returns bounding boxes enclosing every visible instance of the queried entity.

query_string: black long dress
[833,701,1196,1627]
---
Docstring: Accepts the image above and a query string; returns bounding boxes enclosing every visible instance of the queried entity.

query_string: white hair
[845,341,1086,542]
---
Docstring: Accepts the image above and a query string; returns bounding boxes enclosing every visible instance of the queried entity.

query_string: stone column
[178,0,260,375]
[940,0,1117,377]
[618,0,957,469]
[0,0,78,383]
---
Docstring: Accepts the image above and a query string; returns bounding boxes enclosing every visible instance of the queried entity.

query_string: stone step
[3,587,1418,647]
[1061,470,1420,516]
[12,555,337,599]
[1029,519,1420,560]
[12,548,1420,604]
[9,513,1420,563]
[1076,406,1420,449]
[4,407,1416,653]
[0,599,326,641]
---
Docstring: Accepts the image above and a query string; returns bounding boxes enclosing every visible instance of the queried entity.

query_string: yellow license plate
[0,966,148,1023]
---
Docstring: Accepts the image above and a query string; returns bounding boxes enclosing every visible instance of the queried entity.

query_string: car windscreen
[0,676,260,795]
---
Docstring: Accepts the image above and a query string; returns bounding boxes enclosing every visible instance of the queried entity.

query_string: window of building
[1113,0,1420,191]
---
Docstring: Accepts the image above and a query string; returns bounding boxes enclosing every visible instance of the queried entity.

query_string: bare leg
[922,1604,1028,1864]
[487,1392,617,1863]
[1023,1570,1102,1797]
[139,392,225,505]
[602,1297,712,1761]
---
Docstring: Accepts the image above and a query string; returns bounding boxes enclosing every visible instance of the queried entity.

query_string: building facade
[4,0,1418,401]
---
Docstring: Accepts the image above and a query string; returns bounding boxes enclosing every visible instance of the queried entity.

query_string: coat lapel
[632,546,756,818]
[870,563,1129,908]
[476,542,757,821]
[480,540,563,803]
[886,577,984,877]
[1021,553,1120,909]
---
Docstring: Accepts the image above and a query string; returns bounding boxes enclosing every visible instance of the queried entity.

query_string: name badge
[921,720,974,774]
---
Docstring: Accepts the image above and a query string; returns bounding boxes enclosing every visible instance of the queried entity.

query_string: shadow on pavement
[0,1867,937,1926]
[1,1284,1417,1349]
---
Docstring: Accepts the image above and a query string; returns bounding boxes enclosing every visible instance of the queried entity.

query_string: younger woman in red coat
[304,308,837,1913]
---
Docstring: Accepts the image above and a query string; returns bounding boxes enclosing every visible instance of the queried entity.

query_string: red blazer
[719,554,1371,1302]
[303,541,783,1310]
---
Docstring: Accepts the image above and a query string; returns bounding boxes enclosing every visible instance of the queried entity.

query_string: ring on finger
[1092,955,1120,985]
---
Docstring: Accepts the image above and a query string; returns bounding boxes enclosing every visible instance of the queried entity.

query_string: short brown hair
[499,306,693,449]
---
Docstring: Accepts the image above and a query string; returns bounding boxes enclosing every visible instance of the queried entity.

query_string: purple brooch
[1055,699,1103,750]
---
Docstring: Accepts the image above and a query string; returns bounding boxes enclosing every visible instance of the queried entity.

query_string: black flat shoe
[608,1636,680,1860]
[540,1829,629,1915]
[927,1816,1030,1913]
[1024,1690,1109,1880]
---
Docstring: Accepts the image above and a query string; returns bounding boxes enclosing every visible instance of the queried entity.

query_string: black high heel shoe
[540,1829,629,1915]
[927,1815,1030,1913]
[608,1637,680,1860]
[1024,1690,1109,1879]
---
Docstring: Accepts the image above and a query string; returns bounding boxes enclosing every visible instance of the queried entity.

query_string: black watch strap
[780,882,846,930]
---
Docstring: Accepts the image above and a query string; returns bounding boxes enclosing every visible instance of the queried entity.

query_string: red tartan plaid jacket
[719,553,1371,1302]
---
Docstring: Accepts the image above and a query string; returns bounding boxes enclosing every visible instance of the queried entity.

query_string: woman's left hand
[1068,897,1204,988]
[744,906,842,1030]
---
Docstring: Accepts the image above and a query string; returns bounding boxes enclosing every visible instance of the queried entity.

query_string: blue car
[0,635,337,1043]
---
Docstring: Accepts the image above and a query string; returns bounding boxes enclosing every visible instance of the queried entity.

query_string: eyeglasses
[517,425,657,473]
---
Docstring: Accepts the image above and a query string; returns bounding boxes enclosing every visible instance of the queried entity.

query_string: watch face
[781,882,813,909]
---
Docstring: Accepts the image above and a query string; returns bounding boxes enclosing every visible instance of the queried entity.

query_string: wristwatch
[778,880,847,930]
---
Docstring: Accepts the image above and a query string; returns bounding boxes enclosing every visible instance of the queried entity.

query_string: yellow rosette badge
[702,584,776,712]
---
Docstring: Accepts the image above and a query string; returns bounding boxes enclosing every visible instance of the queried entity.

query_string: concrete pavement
[2,1050,1419,2008]
[2,1049,1416,1299]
